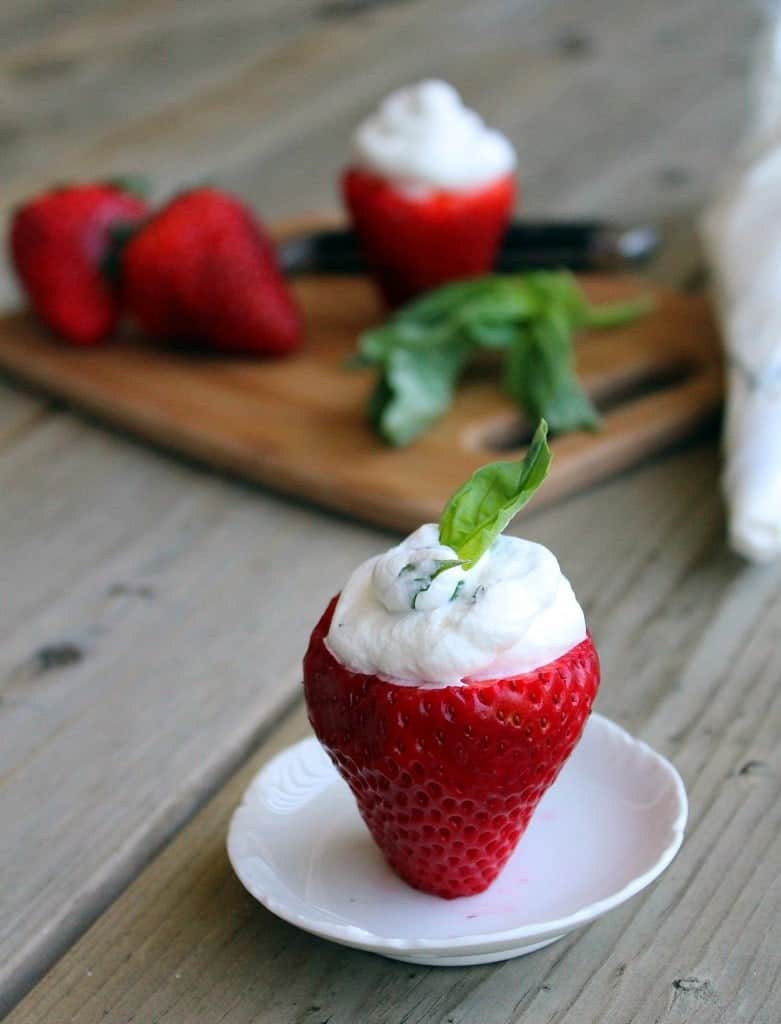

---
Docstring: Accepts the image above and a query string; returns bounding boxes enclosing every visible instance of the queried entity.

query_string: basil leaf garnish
[438,420,552,566]
[352,272,650,448]
[369,341,471,447]
[503,315,600,434]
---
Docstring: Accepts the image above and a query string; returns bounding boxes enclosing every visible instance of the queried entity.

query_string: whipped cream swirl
[326,524,586,687]
[352,79,516,192]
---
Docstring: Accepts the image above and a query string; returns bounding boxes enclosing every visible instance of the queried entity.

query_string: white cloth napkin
[702,10,781,561]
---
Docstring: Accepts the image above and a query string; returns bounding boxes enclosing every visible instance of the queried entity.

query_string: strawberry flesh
[10,184,149,346]
[122,188,302,356]
[342,168,516,306]
[304,596,600,899]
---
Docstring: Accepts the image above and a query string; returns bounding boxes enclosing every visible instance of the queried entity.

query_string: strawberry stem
[101,220,144,286]
[106,174,151,200]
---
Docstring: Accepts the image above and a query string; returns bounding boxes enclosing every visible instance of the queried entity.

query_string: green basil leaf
[503,314,600,433]
[439,420,552,565]
[456,287,539,348]
[371,341,471,447]
[518,272,586,327]
[358,320,447,364]
[393,276,508,327]
[461,319,519,349]
[367,373,394,433]
[354,270,651,449]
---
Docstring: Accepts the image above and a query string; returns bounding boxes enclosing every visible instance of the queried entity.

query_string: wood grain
[0,254,722,533]
[0,411,389,1014]
[7,444,780,1024]
[0,377,48,449]
[0,0,770,1018]
[0,0,756,302]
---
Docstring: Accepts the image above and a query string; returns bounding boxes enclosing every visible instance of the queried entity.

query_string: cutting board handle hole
[468,361,696,454]
[593,361,694,415]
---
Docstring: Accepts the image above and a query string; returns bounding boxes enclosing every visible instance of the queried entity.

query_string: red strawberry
[304,596,600,899]
[122,188,301,356]
[10,182,149,346]
[342,168,516,306]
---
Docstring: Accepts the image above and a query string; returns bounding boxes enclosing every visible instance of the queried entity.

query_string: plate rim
[227,712,688,956]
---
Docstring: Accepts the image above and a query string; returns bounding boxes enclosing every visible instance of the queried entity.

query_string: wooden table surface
[2,1,779,1022]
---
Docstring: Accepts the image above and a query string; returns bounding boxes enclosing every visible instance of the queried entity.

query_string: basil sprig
[439,420,552,566]
[354,272,650,447]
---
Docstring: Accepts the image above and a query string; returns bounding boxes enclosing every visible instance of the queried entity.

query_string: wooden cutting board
[0,218,722,532]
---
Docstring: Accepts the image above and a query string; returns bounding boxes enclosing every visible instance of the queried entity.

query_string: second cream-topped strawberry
[343,80,517,304]
[304,422,600,899]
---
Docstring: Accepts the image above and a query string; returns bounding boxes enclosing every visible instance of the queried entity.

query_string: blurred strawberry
[343,168,516,306]
[10,181,149,346]
[122,188,302,356]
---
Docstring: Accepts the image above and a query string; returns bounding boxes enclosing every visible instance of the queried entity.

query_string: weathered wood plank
[0,412,386,1013]
[7,444,780,1024]
[0,0,321,186]
[0,0,756,230]
[0,377,48,449]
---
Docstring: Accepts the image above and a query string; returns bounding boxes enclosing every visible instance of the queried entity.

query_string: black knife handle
[278,222,658,275]
[503,221,603,251]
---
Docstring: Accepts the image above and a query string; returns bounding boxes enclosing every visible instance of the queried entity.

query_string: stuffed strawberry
[343,80,517,305]
[304,422,600,898]
[10,181,149,345]
[122,187,302,356]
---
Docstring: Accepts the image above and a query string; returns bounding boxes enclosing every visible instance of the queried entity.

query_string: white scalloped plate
[227,714,687,966]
